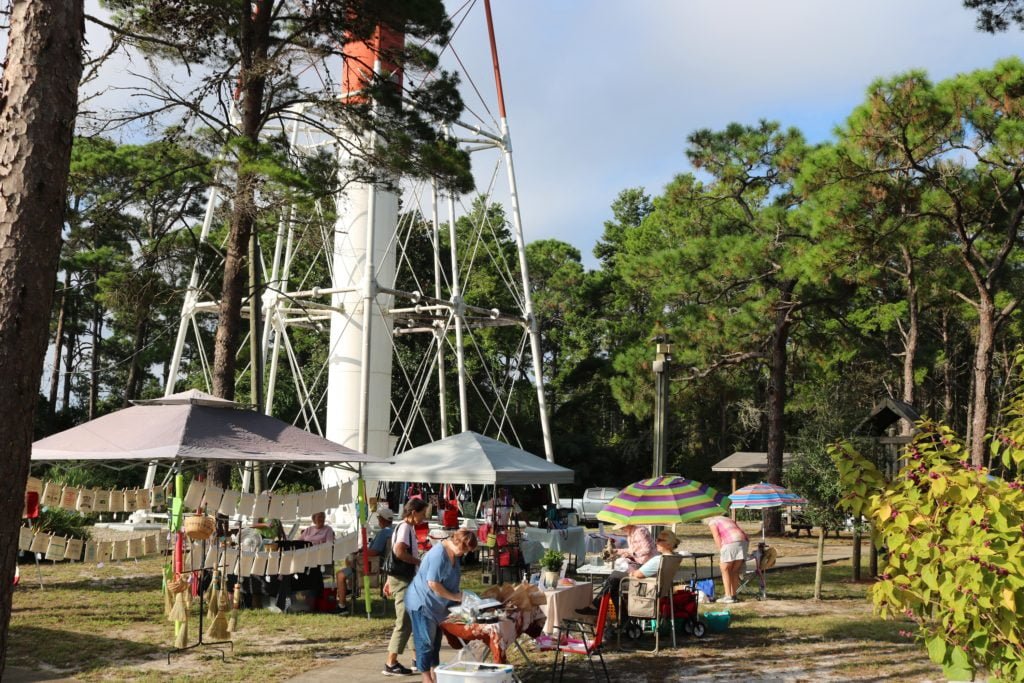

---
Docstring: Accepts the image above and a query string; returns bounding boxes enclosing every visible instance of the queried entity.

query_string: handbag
[381,524,416,581]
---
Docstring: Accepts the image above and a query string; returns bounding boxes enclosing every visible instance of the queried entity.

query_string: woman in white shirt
[381,498,428,677]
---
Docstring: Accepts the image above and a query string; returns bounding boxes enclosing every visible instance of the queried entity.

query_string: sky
[439,0,1023,268]
[59,1,1024,269]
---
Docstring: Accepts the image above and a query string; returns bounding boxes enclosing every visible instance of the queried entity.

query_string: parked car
[557,487,620,525]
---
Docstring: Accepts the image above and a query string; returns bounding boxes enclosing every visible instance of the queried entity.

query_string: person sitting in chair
[578,529,679,615]
[337,508,397,612]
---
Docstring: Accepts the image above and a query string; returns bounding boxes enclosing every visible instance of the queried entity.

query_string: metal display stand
[168,538,233,663]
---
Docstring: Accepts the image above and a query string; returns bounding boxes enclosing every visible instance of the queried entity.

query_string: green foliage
[539,548,564,572]
[36,508,91,541]
[832,409,1024,680]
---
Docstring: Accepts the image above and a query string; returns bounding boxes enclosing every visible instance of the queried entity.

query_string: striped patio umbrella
[596,476,731,526]
[728,482,805,509]
[729,482,805,542]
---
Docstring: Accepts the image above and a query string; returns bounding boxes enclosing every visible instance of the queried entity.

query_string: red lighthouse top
[342,24,405,103]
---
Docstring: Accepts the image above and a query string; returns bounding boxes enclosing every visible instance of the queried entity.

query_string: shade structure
[596,476,730,526]
[728,482,805,510]
[361,431,574,486]
[32,389,383,467]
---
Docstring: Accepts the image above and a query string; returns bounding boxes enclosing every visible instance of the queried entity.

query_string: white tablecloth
[521,526,587,564]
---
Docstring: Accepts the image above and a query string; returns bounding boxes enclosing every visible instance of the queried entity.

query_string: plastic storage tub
[435,662,515,683]
[703,610,731,633]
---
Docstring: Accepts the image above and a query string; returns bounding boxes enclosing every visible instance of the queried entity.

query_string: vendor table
[441,607,544,663]
[520,526,587,566]
[537,581,593,635]
[575,550,715,582]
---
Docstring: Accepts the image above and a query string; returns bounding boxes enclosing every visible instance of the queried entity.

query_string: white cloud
[447,0,1020,266]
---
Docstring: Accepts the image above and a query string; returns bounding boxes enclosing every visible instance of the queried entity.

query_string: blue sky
[443,0,1023,267]
[63,1,1024,269]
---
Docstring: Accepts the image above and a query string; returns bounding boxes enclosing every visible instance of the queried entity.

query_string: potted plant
[539,549,564,588]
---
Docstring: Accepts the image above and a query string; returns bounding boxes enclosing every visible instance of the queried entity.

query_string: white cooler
[435,662,515,683]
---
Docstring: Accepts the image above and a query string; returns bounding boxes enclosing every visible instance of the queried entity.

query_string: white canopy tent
[361,431,574,486]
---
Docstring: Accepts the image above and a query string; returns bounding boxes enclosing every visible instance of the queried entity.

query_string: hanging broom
[167,575,189,649]
[205,569,220,624]
[162,567,174,617]
[207,574,230,641]
[227,583,242,634]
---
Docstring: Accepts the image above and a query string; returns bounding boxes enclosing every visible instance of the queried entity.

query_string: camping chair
[617,554,683,652]
[737,542,775,600]
[545,591,613,682]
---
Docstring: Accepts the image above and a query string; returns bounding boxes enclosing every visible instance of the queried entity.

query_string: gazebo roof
[856,398,921,437]
[711,451,795,473]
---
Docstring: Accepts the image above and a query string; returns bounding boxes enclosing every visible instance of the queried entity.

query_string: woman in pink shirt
[704,515,749,603]
[617,524,656,569]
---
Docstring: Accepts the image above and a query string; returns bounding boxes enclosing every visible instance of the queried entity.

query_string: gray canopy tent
[361,430,574,486]
[32,389,385,474]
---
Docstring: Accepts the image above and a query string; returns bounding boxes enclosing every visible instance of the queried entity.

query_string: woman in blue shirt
[405,528,479,681]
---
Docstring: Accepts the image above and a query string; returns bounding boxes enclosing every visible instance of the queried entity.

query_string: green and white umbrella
[596,476,731,526]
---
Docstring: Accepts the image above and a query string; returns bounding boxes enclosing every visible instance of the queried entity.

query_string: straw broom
[227,583,242,634]
[205,569,219,623]
[207,587,230,640]
[167,576,189,648]
[162,568,174,617]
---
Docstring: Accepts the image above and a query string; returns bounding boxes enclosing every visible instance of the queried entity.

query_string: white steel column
[432,182,449,439]
[447,188,470,433]
[484,0,558,502]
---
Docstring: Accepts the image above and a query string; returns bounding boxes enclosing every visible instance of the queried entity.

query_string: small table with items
[575,550,716,583]
[440,606,545,664]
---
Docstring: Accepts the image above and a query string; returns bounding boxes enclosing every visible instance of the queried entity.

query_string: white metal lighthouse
[153,1,559,508]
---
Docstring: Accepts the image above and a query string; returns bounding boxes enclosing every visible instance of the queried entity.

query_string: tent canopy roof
[711,451,795,473]
[32,390,384,468]
[362,431,574,486]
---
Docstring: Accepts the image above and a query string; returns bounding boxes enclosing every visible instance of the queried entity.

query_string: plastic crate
[703,610,731,633]
[435,661,515,683]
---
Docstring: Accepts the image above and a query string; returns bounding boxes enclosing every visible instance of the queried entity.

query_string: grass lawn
[9,551,943,682]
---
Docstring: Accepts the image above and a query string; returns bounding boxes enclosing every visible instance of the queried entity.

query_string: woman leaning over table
[381,498,429,677]
[405,528,479,682]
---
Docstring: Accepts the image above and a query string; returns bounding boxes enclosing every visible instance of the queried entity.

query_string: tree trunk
[852,526,862,581]
[813,526,826,600]
[765,281,794,535]
[0,2,84,675]
[62,321,75,413]
[48,278,67,418]
[123,315,149,407]
[969,297,996,467]
[88,300,101,419]
[208,1,271,489]
[941,311,953,424]
[900,245,917,435]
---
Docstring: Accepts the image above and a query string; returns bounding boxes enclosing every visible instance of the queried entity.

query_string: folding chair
[737,542,774,600]
[547,591,613,683]
[615,554,683,652]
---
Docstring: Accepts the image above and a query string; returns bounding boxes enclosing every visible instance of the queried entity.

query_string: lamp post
[652,336,673,477]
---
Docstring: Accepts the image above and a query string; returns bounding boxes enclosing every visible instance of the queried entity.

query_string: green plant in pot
[539,549,564,588]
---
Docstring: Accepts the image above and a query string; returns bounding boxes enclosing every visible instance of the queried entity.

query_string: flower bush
[831,418,1024,681]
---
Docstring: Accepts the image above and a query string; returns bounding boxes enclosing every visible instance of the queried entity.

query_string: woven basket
[167,577,189,594]
[183,514,216,541]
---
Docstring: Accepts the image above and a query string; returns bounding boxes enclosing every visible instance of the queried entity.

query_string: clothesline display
[17,527,169,562]
[25,476,170,515]
[181,479,354,519]
[180,533,360,576]
[23,475,355,521]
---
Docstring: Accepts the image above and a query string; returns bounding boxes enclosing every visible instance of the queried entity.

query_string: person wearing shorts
[704,515,749,603]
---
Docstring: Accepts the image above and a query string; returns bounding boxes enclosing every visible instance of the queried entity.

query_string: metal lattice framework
[153,1,558,500]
